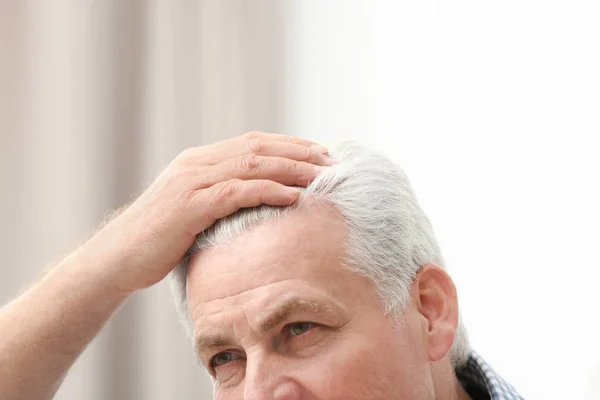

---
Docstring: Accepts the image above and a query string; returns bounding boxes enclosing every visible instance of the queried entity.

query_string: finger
[206,139,334,167]
[178,134,329,167]
[192,179,301,230]
[195,155,326,189]
[245,139,336,166]
[243,131,321,149]
[195,139,332,166]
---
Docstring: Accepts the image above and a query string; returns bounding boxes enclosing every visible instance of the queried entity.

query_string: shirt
[456,351,524,400]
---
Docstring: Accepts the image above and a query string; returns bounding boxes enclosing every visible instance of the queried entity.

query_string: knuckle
[291,161,313,180]
[255,179,271,192]
[284,136,303,145]
[288,158,304,172]
[236,154,261,174]
[297,145,313,161]
[247,138,267,154]
[243,131,262,141]
[164,165,194,188]
[214,179,241,201]
[174,147,196,164]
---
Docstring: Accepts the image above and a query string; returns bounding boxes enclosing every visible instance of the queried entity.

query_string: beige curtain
[0,1,288,398]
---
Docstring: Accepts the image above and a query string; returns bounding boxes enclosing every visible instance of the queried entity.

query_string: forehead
[186,203,363,321]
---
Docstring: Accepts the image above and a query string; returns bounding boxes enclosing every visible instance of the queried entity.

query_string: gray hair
[169,141,470,368]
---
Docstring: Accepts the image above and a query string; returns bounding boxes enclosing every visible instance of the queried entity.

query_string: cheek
[295,317,434,399]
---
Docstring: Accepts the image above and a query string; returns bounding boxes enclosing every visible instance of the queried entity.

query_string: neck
[431,360,472,400]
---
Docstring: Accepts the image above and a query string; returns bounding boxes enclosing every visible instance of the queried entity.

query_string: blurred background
[1,1,599,399]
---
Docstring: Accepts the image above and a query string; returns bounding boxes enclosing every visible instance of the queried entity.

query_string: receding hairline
[187,196,345,260]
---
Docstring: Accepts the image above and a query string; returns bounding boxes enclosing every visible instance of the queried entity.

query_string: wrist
[58,238,136,302]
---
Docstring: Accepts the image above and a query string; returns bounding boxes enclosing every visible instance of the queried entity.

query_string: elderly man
[0,133,522,399]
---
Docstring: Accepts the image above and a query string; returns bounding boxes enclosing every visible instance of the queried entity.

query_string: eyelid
[209,350,243,371]
[207,322,321,363]
[283,321,318,337]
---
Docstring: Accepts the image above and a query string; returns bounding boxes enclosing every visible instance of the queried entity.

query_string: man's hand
[0,132,332,400]
[89,132,333,293]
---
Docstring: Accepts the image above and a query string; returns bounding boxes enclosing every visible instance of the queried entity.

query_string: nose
[272,382,303,399]
[244,379,303,400]
[243,365,303,400]
[247,381,303,400]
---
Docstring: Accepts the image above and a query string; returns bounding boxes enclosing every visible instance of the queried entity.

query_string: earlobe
[415,264,459,362]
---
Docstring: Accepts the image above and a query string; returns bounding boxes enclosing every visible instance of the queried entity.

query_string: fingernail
[311,144,329,154]
[314,165,328,173]
[323,156,340,166]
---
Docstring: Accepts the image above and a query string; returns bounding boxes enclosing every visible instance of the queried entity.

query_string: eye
[287,322,316,337]
[210,352,241,368]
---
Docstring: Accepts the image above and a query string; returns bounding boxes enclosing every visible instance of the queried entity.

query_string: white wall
[283,1,600,399]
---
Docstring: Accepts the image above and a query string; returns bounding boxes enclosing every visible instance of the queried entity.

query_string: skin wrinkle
[172,141,471,369]
[184,204,470,399]
[188,266,293,305]
[190,278,311,325]
[260,299,331,333]
[193,286,350,362]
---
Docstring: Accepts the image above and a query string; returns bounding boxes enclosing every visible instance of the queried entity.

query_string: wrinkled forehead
[185,204,358,320]
[191,278,348,334]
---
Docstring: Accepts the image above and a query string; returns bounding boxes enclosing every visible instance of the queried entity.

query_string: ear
[411,264,459,362]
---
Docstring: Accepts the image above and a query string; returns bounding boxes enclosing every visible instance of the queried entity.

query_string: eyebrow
[194,298,335,359]
[259,298,332,332]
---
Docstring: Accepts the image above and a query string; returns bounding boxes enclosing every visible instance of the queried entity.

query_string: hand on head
[89,132,336,294]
